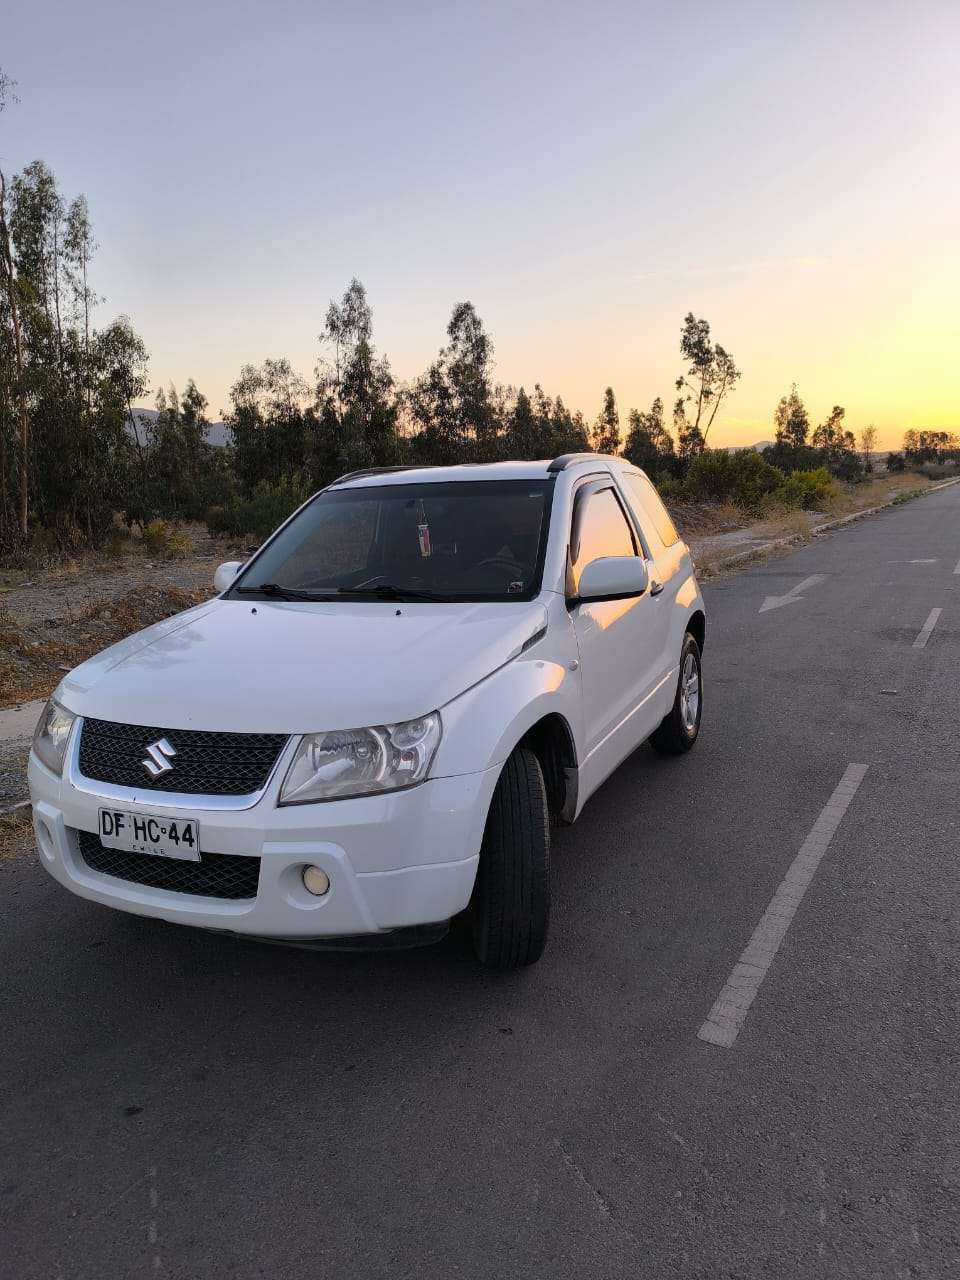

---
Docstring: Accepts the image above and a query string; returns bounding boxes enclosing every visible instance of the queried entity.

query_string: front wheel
[470,746,550,969]
[650,633,702,755]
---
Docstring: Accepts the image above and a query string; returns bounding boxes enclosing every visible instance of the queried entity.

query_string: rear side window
[621,472,680,547]
[572,487,636,588]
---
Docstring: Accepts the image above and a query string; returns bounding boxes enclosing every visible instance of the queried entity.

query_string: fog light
[302,865,330,896]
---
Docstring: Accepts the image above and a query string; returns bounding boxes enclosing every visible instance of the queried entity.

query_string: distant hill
[726,440,775,454]
[127,409,230,448]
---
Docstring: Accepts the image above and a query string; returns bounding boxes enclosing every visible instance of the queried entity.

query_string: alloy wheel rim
[679,652,700,733]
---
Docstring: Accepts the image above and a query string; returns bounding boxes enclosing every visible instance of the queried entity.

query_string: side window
[622,472,680,548]
[572,487,636,588]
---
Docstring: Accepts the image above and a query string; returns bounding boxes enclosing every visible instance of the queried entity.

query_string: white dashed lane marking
[912,608,942,650]
[954,558,960,575]
[698,764,869,1049]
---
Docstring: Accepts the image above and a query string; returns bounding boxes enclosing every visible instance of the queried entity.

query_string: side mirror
[214,561,243,594]
[575,556,649,603]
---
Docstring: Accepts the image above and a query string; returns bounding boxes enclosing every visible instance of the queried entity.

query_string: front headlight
[278,712,442,805]
[32,698,77,776]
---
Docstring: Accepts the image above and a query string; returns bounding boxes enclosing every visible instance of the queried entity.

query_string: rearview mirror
[575,556,649,603]
[214,561,243,593]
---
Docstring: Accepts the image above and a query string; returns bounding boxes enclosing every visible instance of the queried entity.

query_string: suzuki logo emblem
[142,737,177,779]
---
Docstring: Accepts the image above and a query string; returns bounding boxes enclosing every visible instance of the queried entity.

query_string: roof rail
[329,465,431,487]
[547,452,620,473]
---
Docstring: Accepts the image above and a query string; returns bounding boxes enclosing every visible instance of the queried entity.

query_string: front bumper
[28,740,496,940]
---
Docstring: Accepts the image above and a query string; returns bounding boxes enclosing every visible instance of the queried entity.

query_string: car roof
[334,458,625,489]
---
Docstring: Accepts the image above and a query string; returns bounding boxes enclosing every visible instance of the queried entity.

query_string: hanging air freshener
[416,499,432,557]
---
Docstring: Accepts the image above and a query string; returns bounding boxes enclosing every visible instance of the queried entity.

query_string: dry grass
[756,509,814,540]
[690,545,746,578]
[0,584,206,705]
[668,500,747,536]
[0,806,32,859]
[821,472,933,517]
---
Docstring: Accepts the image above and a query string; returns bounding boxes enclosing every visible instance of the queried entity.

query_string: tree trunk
[0,172,28,541]
[0,376,8,539]
[52,220,65,388]
[82,248,91,412]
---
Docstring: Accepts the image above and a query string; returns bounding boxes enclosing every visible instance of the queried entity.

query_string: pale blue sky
[3,0,958,443]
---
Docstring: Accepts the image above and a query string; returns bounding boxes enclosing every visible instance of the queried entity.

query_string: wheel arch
[516,712,579,824]
[686,608,706,654]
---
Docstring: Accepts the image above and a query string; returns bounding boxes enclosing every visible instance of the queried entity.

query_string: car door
[569,478,669,791]
[616,469,684,691]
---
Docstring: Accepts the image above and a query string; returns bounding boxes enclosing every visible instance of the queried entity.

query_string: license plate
[98,809,201,862]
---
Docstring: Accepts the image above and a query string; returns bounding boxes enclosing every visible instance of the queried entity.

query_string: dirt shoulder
[0,527,246,707]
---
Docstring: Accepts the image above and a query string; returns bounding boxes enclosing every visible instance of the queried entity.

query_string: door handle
[649,579,664,596]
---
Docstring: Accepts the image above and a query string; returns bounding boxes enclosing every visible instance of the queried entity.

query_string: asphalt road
[3,485,960,1279]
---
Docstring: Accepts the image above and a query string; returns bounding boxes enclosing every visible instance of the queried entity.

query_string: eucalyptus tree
[672,313,741,455]
[592,387,621,454]
[773,383,809,448]
[509,386,537,458]
[229,357,311,492]
[316,278,398,477]
[624,397,675,474]
[409,301,498,463]
[0,66,28,539]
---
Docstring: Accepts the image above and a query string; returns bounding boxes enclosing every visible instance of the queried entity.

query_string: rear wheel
[470,746,550,969]
[650,632,702,755]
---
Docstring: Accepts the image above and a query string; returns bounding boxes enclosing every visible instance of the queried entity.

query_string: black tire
[470,746,550,969]
[650,632,702,756]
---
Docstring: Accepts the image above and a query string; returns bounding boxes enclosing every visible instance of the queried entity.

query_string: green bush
[768,467,835,511]
[141,520,190,558]
[205,478,310,541]
[684,449,784,515]
[652,472,684,502]
[105,525,132,558]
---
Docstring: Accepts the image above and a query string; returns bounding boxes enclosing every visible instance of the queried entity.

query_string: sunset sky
[4,0,958,448]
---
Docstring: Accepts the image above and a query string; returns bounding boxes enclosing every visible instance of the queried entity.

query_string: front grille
[78,718,288,796]
[76,829,260,900]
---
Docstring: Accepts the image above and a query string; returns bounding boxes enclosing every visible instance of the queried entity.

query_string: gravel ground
[0,529,245,807]
[0,528,243,631]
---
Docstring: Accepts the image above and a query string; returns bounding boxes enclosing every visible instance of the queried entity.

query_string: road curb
[704,475,960,576]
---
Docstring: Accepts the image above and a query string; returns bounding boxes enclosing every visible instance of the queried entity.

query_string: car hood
[59,597,549,732]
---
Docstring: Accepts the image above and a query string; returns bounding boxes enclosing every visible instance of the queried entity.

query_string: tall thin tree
[0,171,28,539]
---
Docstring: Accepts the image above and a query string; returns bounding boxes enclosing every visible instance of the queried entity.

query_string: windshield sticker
[508,580,525,594]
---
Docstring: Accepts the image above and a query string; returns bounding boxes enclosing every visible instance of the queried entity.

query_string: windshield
[229,480,554,603]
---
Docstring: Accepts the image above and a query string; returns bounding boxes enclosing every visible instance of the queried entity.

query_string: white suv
[29,454,705,968]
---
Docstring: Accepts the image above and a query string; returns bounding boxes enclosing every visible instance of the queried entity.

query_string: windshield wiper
[235,582,331,601]
[335,584,446,602]
[235,582,445,603]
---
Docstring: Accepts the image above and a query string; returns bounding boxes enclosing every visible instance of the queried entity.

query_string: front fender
[433,645,582,780]
[672,568,705,651]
